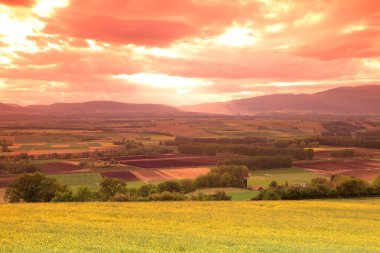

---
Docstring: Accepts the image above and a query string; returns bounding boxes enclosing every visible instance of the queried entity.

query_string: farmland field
[159,167,210,179]
[248,167,326,187]
[40,162,88,174]
[0,200,379,252]
[121,156,221,168]
[296,160,380,180]
[47,172,102,191]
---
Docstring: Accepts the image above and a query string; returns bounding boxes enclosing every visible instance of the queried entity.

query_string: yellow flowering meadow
[0,200,379,252]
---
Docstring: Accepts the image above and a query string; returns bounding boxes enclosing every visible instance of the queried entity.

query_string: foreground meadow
[0,200,379,252]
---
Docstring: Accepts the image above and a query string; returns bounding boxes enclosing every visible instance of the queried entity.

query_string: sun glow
[216,27,257,47]
[33,0,69,17]
[115,73,213,90]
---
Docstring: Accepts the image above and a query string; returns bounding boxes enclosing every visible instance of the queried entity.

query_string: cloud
[0,0,34,7]
[45,15,198,47]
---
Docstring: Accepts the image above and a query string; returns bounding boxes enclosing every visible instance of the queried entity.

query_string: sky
[0,0,379,106]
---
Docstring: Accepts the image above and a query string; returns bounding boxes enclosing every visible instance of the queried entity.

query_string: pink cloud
[0,0,34,7]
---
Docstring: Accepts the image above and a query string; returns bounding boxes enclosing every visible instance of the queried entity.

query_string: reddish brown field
[159,168,210,180]
[121,156,221,168]
[0,177,16,188]
[131,170,171,182]
[39,163,89,174]
[100,171,139,181]
[296,160,380,180]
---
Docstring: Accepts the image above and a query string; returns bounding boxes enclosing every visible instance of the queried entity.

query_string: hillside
[180,85,380,115]
[0,101,196,118]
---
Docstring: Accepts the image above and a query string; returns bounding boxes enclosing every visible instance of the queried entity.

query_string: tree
[179,179,195,193]
[372,174,380,192]
[220,173,233,187]
[99,178,127,200]
[336,177,368,196]
[269,180,279,189]
[139,184,155,197]
[157,180,182,193]
[5,173,62,203]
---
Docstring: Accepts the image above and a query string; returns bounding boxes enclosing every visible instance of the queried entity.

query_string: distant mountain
[180,85,380,115]
[0,101,195,118]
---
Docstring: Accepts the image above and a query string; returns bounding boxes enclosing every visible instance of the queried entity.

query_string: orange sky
[0,0,379,105]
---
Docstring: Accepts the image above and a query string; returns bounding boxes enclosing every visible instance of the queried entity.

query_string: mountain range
[180,85,380,115]
[1,85,380,118]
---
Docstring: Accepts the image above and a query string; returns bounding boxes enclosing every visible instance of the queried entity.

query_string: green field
[248,167,326,187]
[189,187,258,201]
[0,200,379,252]
[47,172,102,191]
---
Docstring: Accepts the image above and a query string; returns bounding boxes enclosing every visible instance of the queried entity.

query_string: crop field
[296,160,380,180]
[0,200,379,252]
[39,162,88,174]
[10,142,106,153]
[100,171,140,181]
[47,172,102,191]
[0,177,15,188]
[131,170,171,182]
[159,168,211,179]
[248,167,326,187]
[121,156,221,168]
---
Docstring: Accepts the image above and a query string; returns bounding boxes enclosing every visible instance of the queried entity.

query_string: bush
[211,191,232,201]
[5,173,62,203]
[150,191,187,201]
[179,179,196,193]
[138,184,156,197]
[255,189,281,200]
[157,180,182,193]
[336,177,369,196]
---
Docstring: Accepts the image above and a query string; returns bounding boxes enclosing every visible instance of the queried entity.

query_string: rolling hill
[0,101,189,118]
[180,85,380,115]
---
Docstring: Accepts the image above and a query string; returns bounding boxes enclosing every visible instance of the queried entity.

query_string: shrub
[139,184,156,197]
[336,177,369,196]
[157,180,182,193]
[255,189,281,200]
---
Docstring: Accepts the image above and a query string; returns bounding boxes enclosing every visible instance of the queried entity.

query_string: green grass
[47,172,102,191]
[0,200,379,252]
[189,188,258,201]
[126,181,147,189]
[249,167,326,187]
[228,191,259,201]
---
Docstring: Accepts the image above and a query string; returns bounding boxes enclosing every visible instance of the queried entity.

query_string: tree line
[318,137,380,149]
[218,156,293,170]
[255,175,380,200]
[4,165,249,203]
[178,143,314,160]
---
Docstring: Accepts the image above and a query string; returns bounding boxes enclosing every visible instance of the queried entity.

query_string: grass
[125,181,147,189]
[0,200,379,252]
[248,167,326,187]
[47,172,102,191]
[189,188,259,201]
